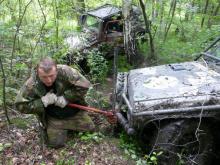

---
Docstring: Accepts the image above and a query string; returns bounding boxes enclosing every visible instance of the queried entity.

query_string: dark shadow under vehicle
[115,37,220,164]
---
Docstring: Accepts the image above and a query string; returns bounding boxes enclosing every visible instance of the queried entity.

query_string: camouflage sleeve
[15,78,44,114]
[60,65,92,104]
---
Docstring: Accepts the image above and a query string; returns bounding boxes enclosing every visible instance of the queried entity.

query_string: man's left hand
[55,96,68,108]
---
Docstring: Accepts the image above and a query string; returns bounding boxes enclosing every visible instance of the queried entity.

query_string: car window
[86,15,99,29]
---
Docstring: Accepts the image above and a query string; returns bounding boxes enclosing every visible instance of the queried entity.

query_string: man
[15,57,95,148]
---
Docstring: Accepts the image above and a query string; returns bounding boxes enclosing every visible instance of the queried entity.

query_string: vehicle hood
[127,61,220,112]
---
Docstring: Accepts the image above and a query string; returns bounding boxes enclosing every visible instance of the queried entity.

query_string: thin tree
[163,0,176,42]
[53,0,59,49]
[207,1,220,28]
[213,1,220,16]
[75,0,85,26]
[159,0,165,34]
[139,0,155,59]
[201,0,209,28]
[10,0,33,72]
[0,57,10,124]
[207,4,215,28]
[122,0,135,64]
[27,0,47,77]
[151,0,158,22]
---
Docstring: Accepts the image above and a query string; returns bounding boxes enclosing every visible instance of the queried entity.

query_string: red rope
[67,103,114,116]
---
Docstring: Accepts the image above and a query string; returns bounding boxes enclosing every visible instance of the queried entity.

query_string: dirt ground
[0,114,136,165]
[0,78,136,165]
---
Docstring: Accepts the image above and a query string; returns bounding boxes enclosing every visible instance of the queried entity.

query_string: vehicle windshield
[85,15,99,30]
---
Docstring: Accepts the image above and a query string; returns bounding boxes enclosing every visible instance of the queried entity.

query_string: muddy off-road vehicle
[115,38,220,164]
[65,4,145,64]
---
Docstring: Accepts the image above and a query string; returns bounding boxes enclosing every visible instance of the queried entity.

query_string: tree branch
[26,0,47,76]
[10,0,33,72]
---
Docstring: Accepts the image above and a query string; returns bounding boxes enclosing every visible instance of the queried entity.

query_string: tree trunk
[190,0,195,20]
[10,0,33,72]
[213,1,220,16]
[201,0,209,28]
[151,0,158,21]
[159,0,165,35]
[122,0,135,64]
[53,0,59,49]
[164,0,176,42]
[0,57,10,124]
[27,0,47,77]
[139,0,155,60]
[207,4,214,28]
[75,0,85,26]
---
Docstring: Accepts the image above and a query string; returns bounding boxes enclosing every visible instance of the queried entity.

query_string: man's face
[38,66,57,87]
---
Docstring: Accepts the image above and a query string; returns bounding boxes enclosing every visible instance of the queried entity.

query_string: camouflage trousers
[46,110,95,148]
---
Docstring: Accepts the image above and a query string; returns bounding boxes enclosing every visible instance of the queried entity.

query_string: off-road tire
[150,119,214,165]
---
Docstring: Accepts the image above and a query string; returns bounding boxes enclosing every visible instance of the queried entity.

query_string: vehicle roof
[87,4,121,19]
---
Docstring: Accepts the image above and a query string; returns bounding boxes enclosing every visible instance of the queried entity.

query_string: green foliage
[55,147,75,165]
[78,132,104,143]
[86,49,108,82]
[85,160,92,165]
[119,132,145,164]
[11,117,29,129]
[143,151,163,165]
[97,43,114,57]
[0,0,74,109]
[0,143,12,152]
[119,132,164,165]
[85,87,110,109]
[154,24,220,65]
[117,55,133,72]
[55,159,75,165]
[176,153,185,165]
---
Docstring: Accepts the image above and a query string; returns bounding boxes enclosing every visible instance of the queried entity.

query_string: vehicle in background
[65,4,145,65]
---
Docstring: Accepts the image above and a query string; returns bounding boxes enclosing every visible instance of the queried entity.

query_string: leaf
[0,146,3,152]
[131,154,137,159]
[150,156,157,161]
[4,143,12,148]
[124,149,129,155]
[157,151,163,156]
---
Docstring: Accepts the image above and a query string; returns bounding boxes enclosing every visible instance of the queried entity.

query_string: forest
[0,0,220,164]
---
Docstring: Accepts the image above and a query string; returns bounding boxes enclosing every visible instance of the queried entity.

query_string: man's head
[37,57,57,87]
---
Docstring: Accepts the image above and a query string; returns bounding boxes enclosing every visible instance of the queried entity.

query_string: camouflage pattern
[47,110,95,147]
[15,64,94,147]
[15,64,91,113]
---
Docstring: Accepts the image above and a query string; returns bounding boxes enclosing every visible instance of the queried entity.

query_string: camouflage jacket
[15,65,91,117]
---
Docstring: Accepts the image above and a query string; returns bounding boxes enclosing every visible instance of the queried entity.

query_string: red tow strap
[67,103,117,124]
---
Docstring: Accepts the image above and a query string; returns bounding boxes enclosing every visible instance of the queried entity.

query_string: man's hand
[55,96,68,108]
[41,93,57,107]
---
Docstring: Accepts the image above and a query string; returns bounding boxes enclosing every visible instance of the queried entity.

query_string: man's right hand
[41,92,57,107]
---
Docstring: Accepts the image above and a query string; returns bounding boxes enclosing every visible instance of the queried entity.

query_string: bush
[86,49,108,82]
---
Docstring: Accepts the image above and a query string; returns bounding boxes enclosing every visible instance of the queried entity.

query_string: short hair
[37,57,57,73]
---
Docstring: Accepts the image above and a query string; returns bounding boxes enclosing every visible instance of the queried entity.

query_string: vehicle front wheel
[150,119,214,165]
